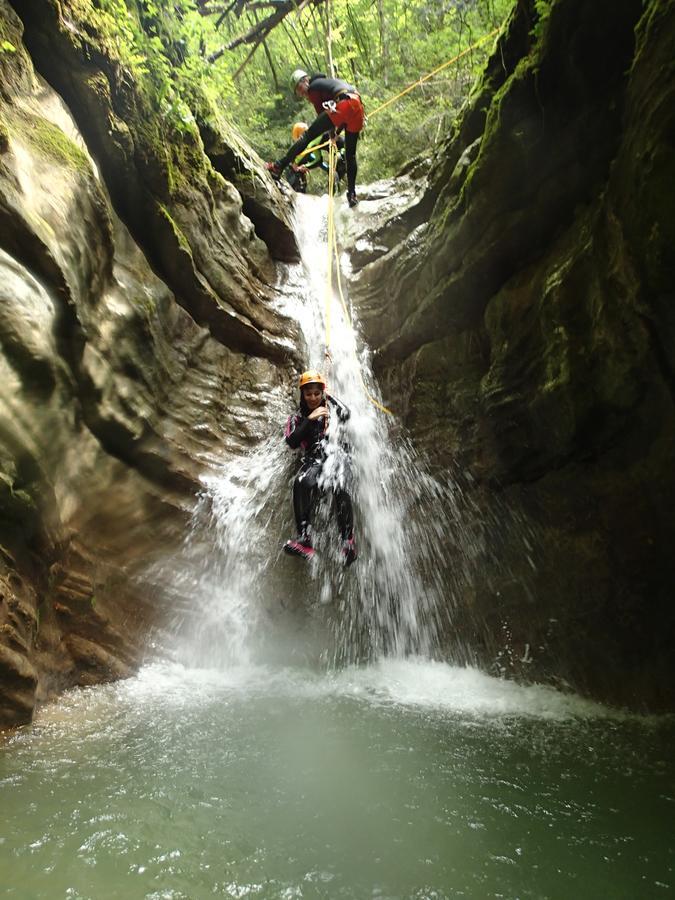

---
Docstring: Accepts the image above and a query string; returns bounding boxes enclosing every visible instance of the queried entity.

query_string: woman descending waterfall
[283,369,358,565]
[275,194,451,660]
[172,194,446,668]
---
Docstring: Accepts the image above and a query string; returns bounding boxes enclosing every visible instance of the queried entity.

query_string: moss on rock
[18,111,91,172]
[345,0,675,710]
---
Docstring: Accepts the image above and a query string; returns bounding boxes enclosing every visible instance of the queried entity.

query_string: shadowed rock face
[0,0,298,727]
[345,0,675,710]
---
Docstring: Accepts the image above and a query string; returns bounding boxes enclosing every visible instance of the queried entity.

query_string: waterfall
[285,195,453,661]
[170,194,454,669]
[168,434,288,667]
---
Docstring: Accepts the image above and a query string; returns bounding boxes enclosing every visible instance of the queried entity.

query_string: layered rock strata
[2,0,673,723]
[0,0,296,727]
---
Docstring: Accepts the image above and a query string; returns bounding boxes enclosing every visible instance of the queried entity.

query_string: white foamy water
[29,658,617,736]
[122,657,616,720]
[160,435,286,668]
[5,657,672,900]
[275,194,455,659]
[164,192,459,670]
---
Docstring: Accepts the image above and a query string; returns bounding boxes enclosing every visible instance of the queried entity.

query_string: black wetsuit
[284,394,354,540]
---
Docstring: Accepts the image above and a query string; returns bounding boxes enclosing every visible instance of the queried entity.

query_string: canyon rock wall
[2,0,673,724]
[345,0,675,710]
[0,0,297,727]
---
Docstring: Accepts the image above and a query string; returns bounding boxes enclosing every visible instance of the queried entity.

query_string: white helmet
[290,69,309,91]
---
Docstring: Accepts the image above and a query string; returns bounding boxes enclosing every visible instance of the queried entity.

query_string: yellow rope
[295,29,499,164]
[331,211,395,416]
[316,27,501,416]
[324,144,395,417]
[295,137,331,163]
[369,27,500,118]
[324,140,337,354]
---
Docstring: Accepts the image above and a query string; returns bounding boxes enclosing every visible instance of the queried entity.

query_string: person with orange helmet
[286,122,319,193]
[283,370,357,565]
[267,69,364,207]
[286,122,347,194]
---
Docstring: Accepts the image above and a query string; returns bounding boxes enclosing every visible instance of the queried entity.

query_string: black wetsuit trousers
[293,462,354,540]
[278,112,359,195]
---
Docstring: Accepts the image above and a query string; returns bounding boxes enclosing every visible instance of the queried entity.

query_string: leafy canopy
[85,0,513,183]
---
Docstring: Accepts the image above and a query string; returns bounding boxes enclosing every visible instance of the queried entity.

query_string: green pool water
[1,660,673,899]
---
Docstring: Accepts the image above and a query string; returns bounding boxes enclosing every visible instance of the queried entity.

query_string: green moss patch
[157,202,192,255]
[8,109,92,174]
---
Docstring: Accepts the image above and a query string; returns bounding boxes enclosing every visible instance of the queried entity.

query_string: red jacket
[306,74,359,116]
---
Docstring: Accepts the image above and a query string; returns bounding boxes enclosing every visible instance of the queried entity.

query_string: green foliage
[532,0,553,42]
[65,0,514,183]
[209,0,514,182]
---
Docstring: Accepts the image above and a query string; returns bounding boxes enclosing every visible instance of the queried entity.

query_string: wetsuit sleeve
[285,414,312,449]
[327,395,351,423]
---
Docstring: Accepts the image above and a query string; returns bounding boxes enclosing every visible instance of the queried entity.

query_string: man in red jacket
[267,69,365,208]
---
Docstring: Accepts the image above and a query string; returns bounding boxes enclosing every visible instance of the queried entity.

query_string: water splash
[167,435,287,667]
[167,193,461,669]
[282,194,455,662]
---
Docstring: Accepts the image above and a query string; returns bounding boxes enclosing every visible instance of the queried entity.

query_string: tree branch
[200,0,326,51]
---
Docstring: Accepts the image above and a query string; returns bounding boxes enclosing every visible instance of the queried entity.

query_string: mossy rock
[5,107,91,173]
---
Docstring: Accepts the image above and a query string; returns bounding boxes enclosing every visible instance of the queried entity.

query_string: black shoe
[347,191,358,208]
[266,161,283,180]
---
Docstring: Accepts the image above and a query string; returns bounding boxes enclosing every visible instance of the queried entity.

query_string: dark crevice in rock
[202,133,299,264]
[637,310,675,410]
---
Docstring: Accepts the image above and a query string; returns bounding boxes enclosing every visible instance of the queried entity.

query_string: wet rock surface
[0,0,297,727]
[345,0,675,710]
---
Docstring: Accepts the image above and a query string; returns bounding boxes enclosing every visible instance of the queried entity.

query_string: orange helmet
[292,121,308,141]
[299,370,326,389]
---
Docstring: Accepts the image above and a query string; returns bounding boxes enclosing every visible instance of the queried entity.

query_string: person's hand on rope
[307,406,329,421]
[291,163,308,174]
